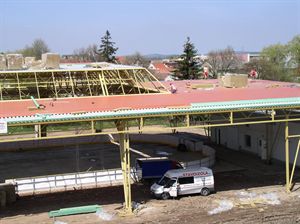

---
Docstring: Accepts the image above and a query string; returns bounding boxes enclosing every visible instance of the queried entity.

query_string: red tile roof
[151,62,173,74]
[1,79,300,119]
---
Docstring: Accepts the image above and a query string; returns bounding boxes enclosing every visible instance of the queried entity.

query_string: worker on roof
[249,69,258,79]
[170,83,177,94]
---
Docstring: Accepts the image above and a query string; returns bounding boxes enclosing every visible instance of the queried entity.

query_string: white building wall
[211,122,300,166]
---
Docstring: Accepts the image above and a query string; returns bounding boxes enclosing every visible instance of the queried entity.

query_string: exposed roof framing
[0,67,168,101]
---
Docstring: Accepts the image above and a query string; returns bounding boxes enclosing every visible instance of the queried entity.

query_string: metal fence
[6,168,136,195]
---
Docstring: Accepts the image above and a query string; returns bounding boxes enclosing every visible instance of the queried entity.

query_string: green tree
[97,30,118,63]
[259,43,291,81]
[287,35,300,76]
[243,39,299,81]
[174,37,200,79]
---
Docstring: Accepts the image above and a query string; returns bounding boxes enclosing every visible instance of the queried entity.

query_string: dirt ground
[1,131,300,223]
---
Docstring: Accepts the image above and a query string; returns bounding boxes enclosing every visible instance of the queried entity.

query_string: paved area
[1,131,300,223]
[1,146,300,223]
[0,140,206,182]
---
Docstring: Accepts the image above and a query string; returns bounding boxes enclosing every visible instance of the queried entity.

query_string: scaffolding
[0,67,167,100]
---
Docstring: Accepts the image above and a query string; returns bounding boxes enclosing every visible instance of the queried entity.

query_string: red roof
[1,79,300,118]
[150,62,173,74]
[116,56,127,64]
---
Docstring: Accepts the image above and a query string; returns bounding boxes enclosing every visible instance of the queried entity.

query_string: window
[158,176,176,187]
[178,177,194,184]
[158,176,171,186]
[165,179,176,188]
[245,135,251,147]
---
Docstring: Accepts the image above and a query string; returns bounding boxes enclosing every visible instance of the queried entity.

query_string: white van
[150,167,214,199]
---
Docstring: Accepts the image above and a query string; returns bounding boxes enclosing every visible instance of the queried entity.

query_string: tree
[124,52,150,67]
[19,38,50,60]
[97,30,118,63]
[243,39,298,82]
[73,44,99,62]
[174,37,200,80]
[31,39,50,60]
[287,35,300,76]
[207,46,241,77]
[258,43,291,81]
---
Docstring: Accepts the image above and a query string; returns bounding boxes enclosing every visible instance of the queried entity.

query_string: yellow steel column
[116,121,132,215]
[289,139,300,190]
[285,120,290,192]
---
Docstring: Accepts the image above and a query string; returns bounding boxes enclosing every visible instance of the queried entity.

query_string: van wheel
[201,188,210,196]
[161,192,170,200]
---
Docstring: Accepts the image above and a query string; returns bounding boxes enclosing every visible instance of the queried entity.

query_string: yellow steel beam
[68,71,76,97]
[285,119,290,193]
[144,68,168,92]
[85,71,93,96]
[101,70,109,96]
[186,114,190,127]
[15,72,22,100]
[0,80,2,100]
[132,70,141,94]
[117,70,125,95]
[91,120,95,133]
[289,138,300,190]
[116,120,133,215]
[34,72,40,99]
[51,72,58,98]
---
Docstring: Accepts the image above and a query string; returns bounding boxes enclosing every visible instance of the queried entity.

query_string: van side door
[168,179,178,197]
[177,177,195,195]
[194,176,204,193]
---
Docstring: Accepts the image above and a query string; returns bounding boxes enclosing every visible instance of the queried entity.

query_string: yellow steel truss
[0,68,168,100]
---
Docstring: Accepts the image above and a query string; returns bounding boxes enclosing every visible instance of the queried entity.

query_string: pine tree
[175,37,200,79]
[98,30,118,63]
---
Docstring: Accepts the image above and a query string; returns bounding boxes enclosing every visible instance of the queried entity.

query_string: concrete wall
[211,122,300,165]
[126,134,215,168]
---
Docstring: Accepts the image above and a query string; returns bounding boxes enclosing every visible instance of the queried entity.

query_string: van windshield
[158,176,175,187]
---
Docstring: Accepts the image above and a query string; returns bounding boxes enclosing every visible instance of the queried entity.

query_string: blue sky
[0,0,299,55]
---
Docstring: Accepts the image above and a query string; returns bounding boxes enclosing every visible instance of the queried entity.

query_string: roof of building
[150,62,173,74]
[1,79,300,124]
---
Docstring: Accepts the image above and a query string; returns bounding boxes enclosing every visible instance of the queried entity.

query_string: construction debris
[208,191,281,215]
[219,74,248,88]
[95,209,114,221]
[208,200,234,215]
[41,53,60,69]
[0,54,6,70]
[236,191,280,206]
[24,57,36,68]
[6,54,23,70]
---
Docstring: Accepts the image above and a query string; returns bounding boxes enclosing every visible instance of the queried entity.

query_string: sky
[0,0,299,55]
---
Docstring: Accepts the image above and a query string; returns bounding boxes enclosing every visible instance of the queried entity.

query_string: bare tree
[207,46,241,77]
[73,44,100,62]
[124,52,150,67]
[18,38,50,60]
[31,39,50,59]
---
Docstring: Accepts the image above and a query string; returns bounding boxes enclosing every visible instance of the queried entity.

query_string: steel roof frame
[0,68,167,101]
